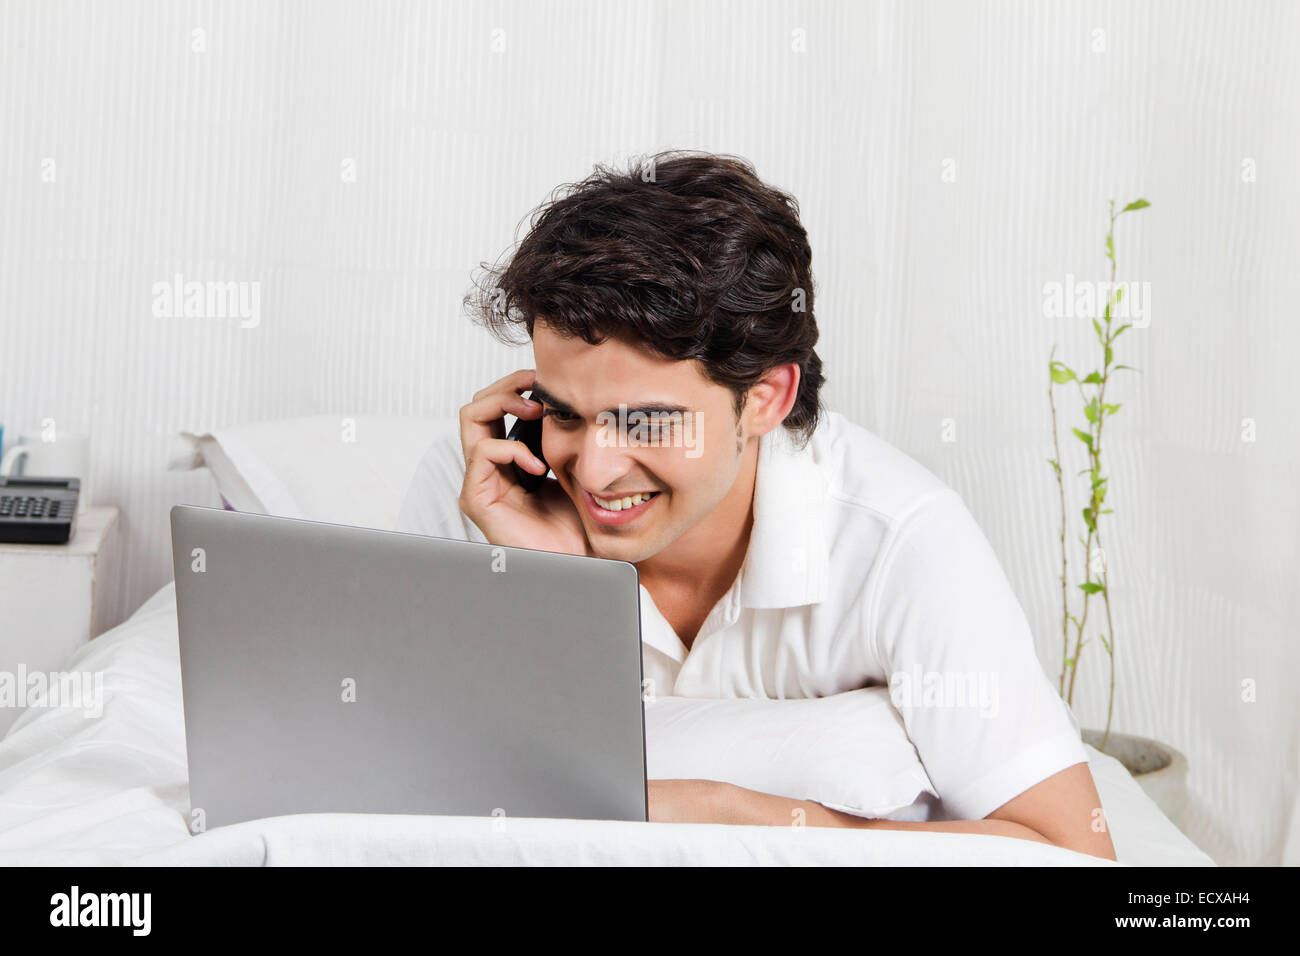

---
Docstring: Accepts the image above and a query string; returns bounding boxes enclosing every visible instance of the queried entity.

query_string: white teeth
[594,491,657,511]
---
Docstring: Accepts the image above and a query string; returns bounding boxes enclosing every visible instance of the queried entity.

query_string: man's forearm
[715,783,1055,846]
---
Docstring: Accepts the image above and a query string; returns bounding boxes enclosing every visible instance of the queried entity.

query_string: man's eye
[542,408,579,425]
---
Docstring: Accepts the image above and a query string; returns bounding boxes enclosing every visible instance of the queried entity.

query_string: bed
[0,578,1214,866]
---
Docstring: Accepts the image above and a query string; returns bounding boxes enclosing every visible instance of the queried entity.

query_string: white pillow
[168,415,454,530]
[645,687,941,821]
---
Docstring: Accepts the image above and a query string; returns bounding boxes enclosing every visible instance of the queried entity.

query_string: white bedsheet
[0,582,1214,866]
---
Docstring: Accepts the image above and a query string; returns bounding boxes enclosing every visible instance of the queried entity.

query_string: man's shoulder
[808,410,958,527]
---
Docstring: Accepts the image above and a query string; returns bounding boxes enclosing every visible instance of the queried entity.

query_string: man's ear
[741,363,801,438]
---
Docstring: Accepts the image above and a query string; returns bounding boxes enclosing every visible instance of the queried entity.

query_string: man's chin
[587,533,661,566]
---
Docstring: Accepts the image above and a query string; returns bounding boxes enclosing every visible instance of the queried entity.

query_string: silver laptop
[170,505,647,829]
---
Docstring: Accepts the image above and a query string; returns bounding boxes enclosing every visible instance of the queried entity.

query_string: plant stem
[1066,209,1117,710]
[1096,525,1117,751]
[1089,212,1119,743]
[1049,354,1071,697]
[1049,197,1146,744]
[1067,528,1094,707]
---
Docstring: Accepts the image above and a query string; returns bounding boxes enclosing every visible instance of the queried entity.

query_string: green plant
[1046,198,1150,752]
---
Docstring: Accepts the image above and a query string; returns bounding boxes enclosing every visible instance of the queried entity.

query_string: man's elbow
[985,763,1119,861]
[982,818,1115,860]
[1051,830,1117,861]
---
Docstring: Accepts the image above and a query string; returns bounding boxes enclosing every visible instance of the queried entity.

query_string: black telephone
[506,392,550,492]
[0,476,80,543]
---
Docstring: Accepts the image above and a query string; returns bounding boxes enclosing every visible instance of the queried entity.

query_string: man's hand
[458,368,592,557]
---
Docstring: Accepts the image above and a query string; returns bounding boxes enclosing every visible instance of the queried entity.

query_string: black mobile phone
[506,394,549,492]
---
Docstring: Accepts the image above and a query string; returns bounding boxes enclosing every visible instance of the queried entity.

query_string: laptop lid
[170,505,647,829]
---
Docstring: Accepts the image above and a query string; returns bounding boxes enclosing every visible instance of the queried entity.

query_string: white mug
[0,432,92,513]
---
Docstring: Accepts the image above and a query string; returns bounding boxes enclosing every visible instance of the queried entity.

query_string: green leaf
[1063,657,1075,668]
[1113,285,1125,303]
[1083,398,1099,424]
[1112,364,1140,374]
[1105,345,1113,367]
[1082,506,1096,531]
[1072,428,1094,449]
[1104,402,1122,415]
[1113,323,1131,340]
[1079,582,1105,594]
[1092,317,1104,341]
[1082,370,1103,385]
[1046,458,1061,474]
[1122,199,1151,212]
[1100,507,1114,514]
[1098,633,1111,654]
[1105,234,1114,260]
[1050,361,1076,385]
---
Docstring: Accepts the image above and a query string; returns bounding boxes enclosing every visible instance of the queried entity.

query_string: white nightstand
[0,506,122,738]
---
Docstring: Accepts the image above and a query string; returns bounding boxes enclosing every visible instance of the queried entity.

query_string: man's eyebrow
[527,383,575,415]
[529,383,691,418]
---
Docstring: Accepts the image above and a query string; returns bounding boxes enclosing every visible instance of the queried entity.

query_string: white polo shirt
[395,410,1088,820]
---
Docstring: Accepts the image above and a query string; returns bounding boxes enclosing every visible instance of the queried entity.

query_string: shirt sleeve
[868,488,1088,821]
[394,429,488,544]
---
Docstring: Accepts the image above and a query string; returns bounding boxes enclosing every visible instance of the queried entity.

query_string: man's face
[529,319,749,565]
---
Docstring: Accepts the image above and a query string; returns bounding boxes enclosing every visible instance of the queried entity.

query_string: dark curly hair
[463,149,825,448]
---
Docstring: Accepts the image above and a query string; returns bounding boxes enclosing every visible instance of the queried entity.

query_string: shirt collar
[738,422,830,609]
[636,423,831,664]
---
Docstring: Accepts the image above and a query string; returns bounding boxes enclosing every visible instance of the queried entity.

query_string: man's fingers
[463,437,546,491]
[459,380,543,463]
[459,392,542,451]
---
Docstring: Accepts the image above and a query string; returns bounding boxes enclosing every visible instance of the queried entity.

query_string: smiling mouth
[590,491,660,511]
[581,487,662,526]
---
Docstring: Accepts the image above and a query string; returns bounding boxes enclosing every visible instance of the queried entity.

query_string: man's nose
[569,425,635,494]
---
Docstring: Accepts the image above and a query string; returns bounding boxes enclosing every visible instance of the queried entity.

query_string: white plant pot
[1083,729,1189,831]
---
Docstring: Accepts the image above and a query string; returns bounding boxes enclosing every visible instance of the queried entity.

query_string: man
[398,150,1116,860]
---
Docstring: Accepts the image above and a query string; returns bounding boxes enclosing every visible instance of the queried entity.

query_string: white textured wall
[1,0,1296,864]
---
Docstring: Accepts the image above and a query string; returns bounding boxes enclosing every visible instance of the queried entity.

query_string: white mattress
[0,582,1214,866]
